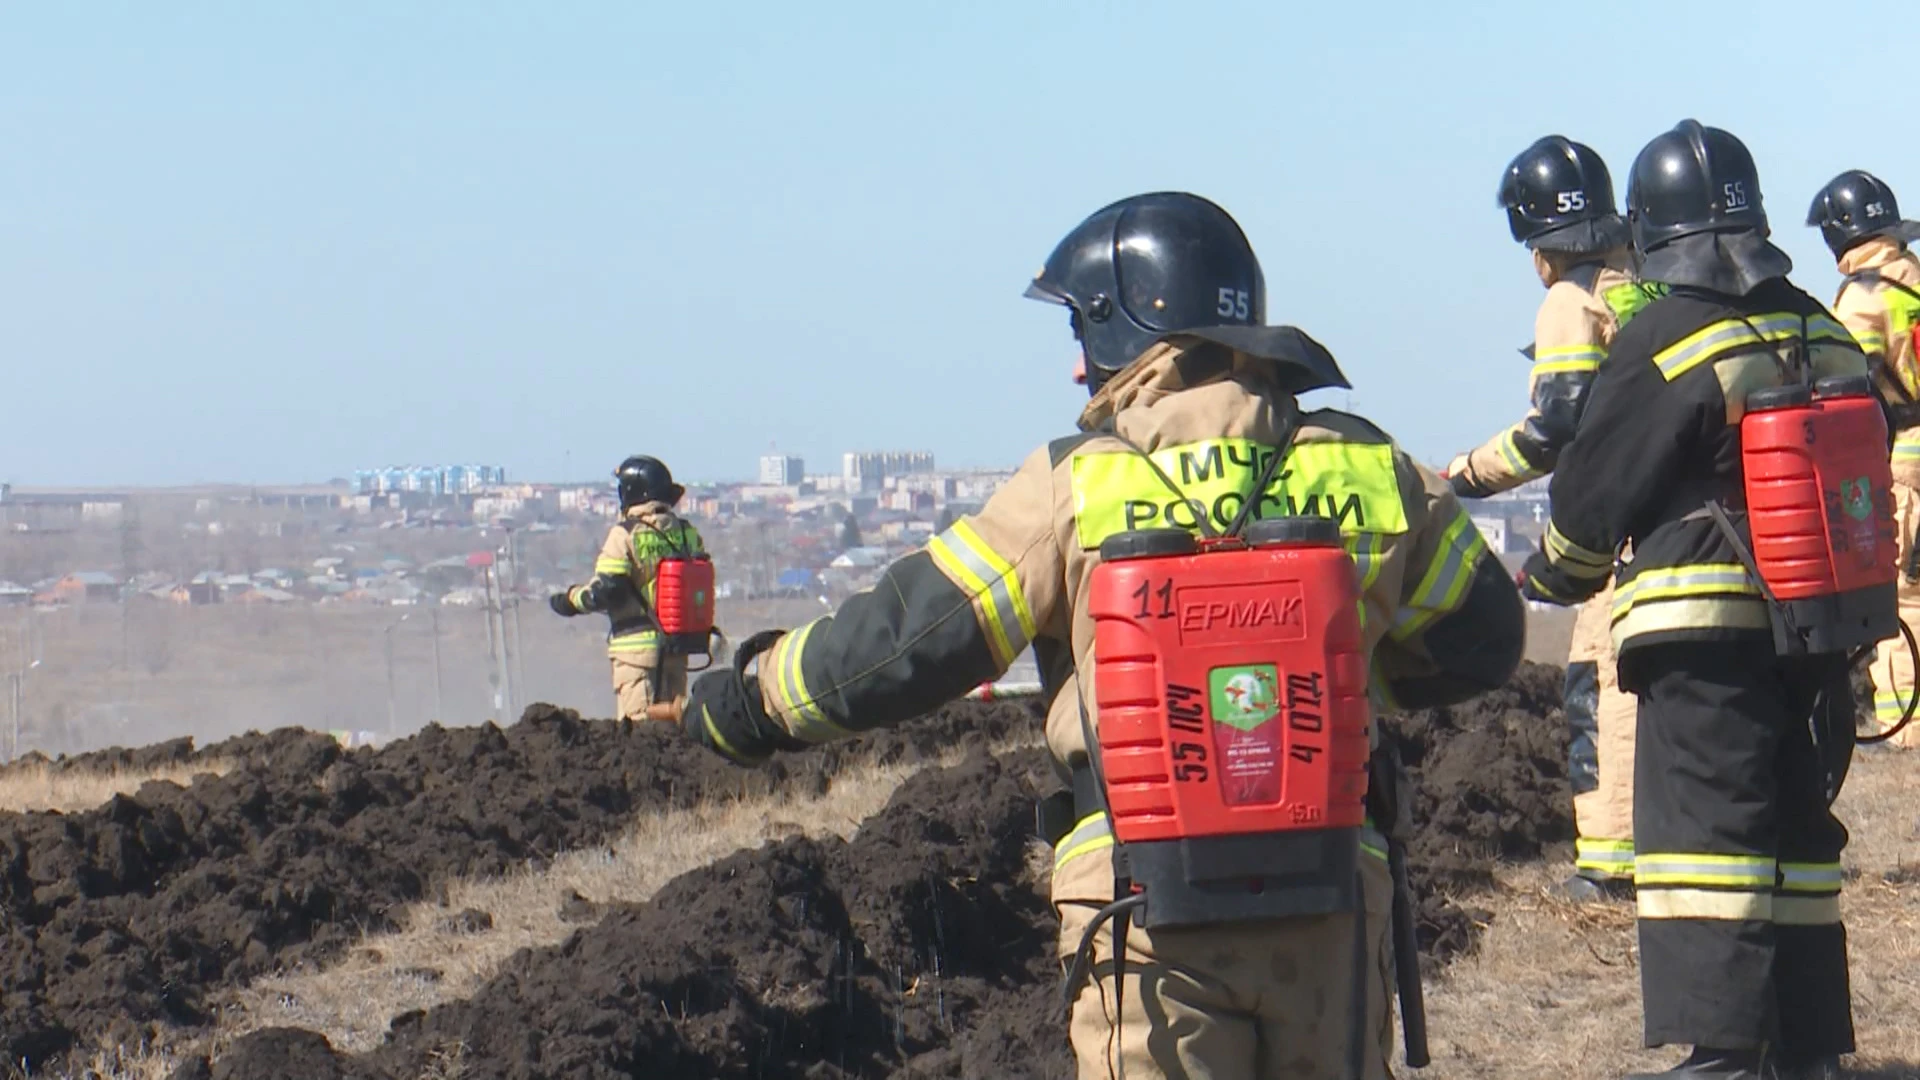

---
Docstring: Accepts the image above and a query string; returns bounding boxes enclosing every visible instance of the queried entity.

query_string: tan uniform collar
[1078,330,1342,432]
[622,502,675,524]
[1838,236,1909,277]
[1537,248,1632,289]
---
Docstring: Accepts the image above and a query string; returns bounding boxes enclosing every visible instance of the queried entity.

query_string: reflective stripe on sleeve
[763,620,849,743]
[1389,510,1489,640]
[926,520,1036,668]
[1545,521,1613,577]
[1531,345,1604,374]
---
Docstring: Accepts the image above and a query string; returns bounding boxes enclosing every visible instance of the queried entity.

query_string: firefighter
[676,191,1526,1079]
[1449,135,1653,902]
[549,455,707,721]
[1807,169,1920,748]
[1521,120,1866,1080]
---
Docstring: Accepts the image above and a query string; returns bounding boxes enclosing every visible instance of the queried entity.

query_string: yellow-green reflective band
[1069,438,1408,551]
[1053,812,1114,871]
[1612,564,1759,617]
[1576,838,1636,877]
[1875,692,1909,722]
[1894,432,1920,457]
[608,632,662,652]
[1495,430,1536,477]
[699,704,754,764]
[1773,895,1842,925]
[1633,853,1775,889]
[1532,345,1604,374]
[1360,826,1389,864]
[594,558,629,575]
[1546,521,1613,574]
[1855,331,1888,353]
[1778,862,1843,894]
[1638,888,1772,920]
[1612,596,1771,644]
[926,520,1035,667]
[769,621,846,743]
[1390,510,1488,640]
[1655,313,1855,382]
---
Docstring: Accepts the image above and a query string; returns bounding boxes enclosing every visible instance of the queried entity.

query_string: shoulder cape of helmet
[1150,324,1351,395]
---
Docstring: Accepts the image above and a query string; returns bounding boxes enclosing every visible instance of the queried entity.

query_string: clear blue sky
[2,1,1909,487]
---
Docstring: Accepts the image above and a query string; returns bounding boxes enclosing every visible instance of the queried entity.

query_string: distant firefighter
[550,456,713,721]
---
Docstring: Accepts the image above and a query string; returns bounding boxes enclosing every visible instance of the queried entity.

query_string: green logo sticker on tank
[1209,664,1280,731]
[1842,477,1873,521]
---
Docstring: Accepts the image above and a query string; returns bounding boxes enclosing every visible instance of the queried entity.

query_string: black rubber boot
[1625,1047,1779,1079]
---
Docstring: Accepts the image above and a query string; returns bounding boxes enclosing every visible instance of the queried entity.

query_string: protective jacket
[743,333,1524,870]
[562,502,706,663]
[1521,278,1869,668]
[1452,258,1660,495]
[1834,236,1920,485]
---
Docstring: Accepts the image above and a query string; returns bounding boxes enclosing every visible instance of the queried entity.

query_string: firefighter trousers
[1867,479,1920,746]
[1626,640,1854,1057]
[1564,580,1636,881]
[1055,848,1395,1080]
[611,654,687,722]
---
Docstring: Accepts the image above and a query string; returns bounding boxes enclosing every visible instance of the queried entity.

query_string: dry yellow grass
[1407,749,1920,1080]
[0,759,231,813]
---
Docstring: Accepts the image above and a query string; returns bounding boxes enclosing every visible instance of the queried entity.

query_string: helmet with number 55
[1024,192,1264,395]
[1497,135,1628,254]
[1627,119,1792,294]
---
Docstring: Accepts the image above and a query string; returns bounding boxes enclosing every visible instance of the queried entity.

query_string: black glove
[681,629,797,766]
[549,592,576,617]
[682,668,797,765]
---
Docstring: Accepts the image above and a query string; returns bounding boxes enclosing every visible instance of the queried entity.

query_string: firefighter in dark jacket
[1521,120,1867,1080]
[674,191,1527,1079]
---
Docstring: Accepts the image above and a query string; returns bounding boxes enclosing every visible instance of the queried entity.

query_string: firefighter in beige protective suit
[1808,170,1920,748]
[549,455,707,721]
[1448,136,1662,902]
[673,192,1526,1079]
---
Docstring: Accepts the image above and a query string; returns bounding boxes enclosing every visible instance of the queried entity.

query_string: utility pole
[429,604,445,722]
[383,611,411,737]
[481,566,501,722]
[504,528,525,716]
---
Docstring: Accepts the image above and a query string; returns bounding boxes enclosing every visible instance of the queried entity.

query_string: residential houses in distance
[0,455,1563,617]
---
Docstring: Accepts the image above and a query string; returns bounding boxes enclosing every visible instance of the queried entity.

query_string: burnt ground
[168,663,1579,1080]
[0,698,1046,1070]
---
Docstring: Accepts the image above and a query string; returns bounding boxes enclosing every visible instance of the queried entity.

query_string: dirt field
[2,658,1915,1078]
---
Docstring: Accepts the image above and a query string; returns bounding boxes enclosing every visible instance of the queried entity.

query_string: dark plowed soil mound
[0,698,1044,1069]
[1383,660,1574,964]
[0,726,342,779]
[192,669,1580,1080]
[189,751,1070,1080]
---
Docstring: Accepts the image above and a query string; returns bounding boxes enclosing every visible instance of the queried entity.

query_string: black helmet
[1627,119,1790,294]
[614,455,682,509]
[1806,169,1920,258]
[1497,135,1629,253]
[1627,119,1769,252]
[1024,192,1264,394]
